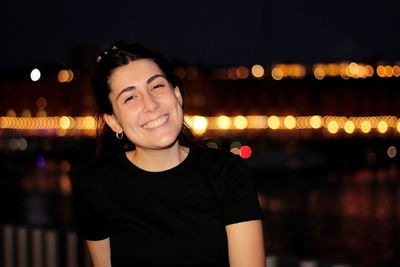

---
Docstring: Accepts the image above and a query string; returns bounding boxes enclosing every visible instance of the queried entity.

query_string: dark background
[1,0,400,69]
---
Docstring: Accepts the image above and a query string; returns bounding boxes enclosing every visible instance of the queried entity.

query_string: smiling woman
[73,42,265,267]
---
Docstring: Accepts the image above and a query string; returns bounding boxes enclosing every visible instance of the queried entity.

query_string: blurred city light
[387,146,397,158]
[268,116,280,129]
[192,116,207,135]
[59,116,71,130]
[1,114,400,137]
[240,145,252,159]
[327,121,339,134]
[251,64,264,78]
[377,121,388,133]
[57,69,74,83]
[233,116,248,129]
[344,121,355,134]
[236,66,249,79]
[310,116,323,129]
[284,115,296,129]
[30,68,41,82]
[361,121,372,133]
[216,115,231,129]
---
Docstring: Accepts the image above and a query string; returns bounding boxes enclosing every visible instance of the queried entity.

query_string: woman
[73,42,265,267]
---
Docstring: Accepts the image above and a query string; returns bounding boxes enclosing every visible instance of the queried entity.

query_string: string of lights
[1,115,400,137]
[28,62,400,84]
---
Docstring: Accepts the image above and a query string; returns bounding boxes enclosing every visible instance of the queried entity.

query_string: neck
[126,142,189,172]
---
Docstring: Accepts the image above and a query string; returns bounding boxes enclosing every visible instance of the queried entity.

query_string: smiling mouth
[143,115,169,129]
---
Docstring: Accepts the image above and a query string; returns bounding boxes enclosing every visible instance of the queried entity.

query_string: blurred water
[0,136,399,266]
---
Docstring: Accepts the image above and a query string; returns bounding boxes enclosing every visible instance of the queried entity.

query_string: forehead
[108,59,165,92]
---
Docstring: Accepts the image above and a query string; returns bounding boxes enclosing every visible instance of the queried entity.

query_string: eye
[124,95,136,103]
[152,84,164,90]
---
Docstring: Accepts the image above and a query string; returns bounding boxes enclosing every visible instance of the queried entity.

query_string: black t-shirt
[73,146,262,267]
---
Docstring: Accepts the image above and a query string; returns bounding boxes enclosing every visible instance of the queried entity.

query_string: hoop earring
[116,132,123,140]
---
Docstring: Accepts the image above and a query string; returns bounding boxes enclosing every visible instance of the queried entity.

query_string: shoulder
[196,146,247,169]
[192,146,250,182]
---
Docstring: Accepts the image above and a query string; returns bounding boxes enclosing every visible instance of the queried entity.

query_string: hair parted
[91,41,202,158]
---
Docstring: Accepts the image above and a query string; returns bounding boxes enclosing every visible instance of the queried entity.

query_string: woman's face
[104,59,184,151]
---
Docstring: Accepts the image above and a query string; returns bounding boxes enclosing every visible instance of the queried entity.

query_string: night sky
[1,0,400,69]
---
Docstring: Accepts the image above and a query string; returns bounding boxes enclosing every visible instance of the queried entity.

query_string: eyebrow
[116,74,167,101]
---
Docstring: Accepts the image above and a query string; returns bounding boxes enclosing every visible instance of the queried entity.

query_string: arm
[225,220,266,267]
[86,238,112,267]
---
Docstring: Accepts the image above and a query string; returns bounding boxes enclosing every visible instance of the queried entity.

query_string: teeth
[143,115,168,129]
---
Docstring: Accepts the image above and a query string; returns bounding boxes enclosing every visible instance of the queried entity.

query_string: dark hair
[91,41,200,158]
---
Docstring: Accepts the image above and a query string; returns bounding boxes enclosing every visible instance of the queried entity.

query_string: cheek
[117,106,141,128]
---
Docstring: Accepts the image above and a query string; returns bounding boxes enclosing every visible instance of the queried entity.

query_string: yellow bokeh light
[344,121,355,134]
[384,66,393,77]
[349,62,359,76]
[283,115,296,129]
[377,121,388,133]
[271,67,283,80]
[397,121,400,132]
[313,65,325,80]
[293,65,306,79]
[310,115,322,129]
[59,116,71,130]
[216,115,231,129]
[393,66,400,77]
[192,116,208,135]
[254,116,267,128]
[184,116,192,128]
[268,116,280,129]
[233,116,248,129]
[360,121,372,133]
[327,121,339,134]
[30,68,41,82]
[365,65,374,77]
[83,116,96,129]
[377,65,385,77]
[58,70,69,83]
[251,64,264,78]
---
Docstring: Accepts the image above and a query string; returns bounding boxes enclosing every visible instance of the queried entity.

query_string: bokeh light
[251,64,264,78]
[361,121,372,133]
[377,121,388,133]
[284,115,296,129]
[59,116,71,129]
[36,156,46,168]
[268,116,280,129]
[233,116,248,129]
[387,146,397,158]
[344,121,355,134]
[30,68,41,82]
[310,116,322,129]
[216,115,231,129]
[239,145,252,159]
[192,116,208,135]
[327,121,339,134]
[271,67,283,80]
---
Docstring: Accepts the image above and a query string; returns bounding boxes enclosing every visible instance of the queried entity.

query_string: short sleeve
[221,155,263,226]
[72,165,110,240]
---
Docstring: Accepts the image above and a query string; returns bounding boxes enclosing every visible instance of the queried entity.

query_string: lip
[141,114,169,130]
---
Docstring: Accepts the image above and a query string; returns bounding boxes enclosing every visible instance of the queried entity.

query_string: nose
[142,90,159,112]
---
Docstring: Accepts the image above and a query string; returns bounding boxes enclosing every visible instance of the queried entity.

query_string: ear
[103,113,123,134]
[174,86,183,106]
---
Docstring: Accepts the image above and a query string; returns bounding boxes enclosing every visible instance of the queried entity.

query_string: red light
[240,145,252,159]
